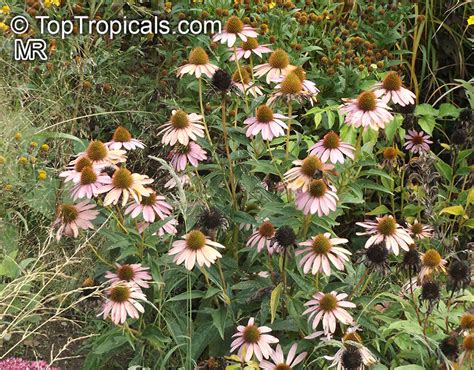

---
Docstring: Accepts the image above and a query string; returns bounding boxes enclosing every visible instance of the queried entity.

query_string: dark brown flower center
[275,365,291,370]
[382,72,402,91]
[301,156,323,177]
[232,67,251,84]
[75,157,93,172]
[411,134,424,145]
[256,105,274,123]
[112,168,133,189]
[383,147,397,160]
[242,325,260,343]
[109,285,131,303]
[460,314,474,330]
[319,293,338,311]
[422,249,442,267]
[112,126,132,142]
[117,265,135,281]
[242,37,258,50]
[268,49,289,69]
[86,141,107,161]
[308,179,327,198]
[410,222,423,235]
[225,16,244,33]
[357,91,377,112]
[80,166,97,185]
[61,204,78,223]
[258,221,275,238]
[141,192,157,206]
[312,234,332,254]
[343,331,362,343]
[376,216,396,236]
[189,47,209,65]
[323,131,340,149]
[171,110,190,129]
[186,230,206,250]
[279,72,302,94]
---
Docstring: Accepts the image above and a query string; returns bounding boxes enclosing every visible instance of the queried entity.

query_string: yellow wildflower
[0,5,10,14]
[468,15,474,26]
[44,0,60,8]
[38,169,47,181]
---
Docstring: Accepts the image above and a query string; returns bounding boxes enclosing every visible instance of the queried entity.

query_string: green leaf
[464,219,474,229]
[438,103,460,118]
[384,114,403,143]
[314,112,322,129]
[417,116,436,135]
[467,187,474,206]
[415,103,438,116]
[366,205,391,215]
[434,159,453,181]
[166,290,205,302]
[440,205,464,216]
[357,179,393,195]
[394,366,426,370]
[211,307,228,340]
[270,283,283,323]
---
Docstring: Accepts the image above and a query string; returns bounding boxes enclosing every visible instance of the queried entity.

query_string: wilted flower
[53,201,99,241]
[230,317,279,362]
[439,336,459,360]
[106,126,145,151]
[168,230,225,270]
[259,343,307,369]
[98,281,147,325]
[309,131,355,164]
[176,47,219,79]
[244,104,288,141]
[356,215,414,255]
[404,129,433,154]
[340,91,393,131]
[297,233,351,275]
[197,207,229,235]
[213,16,258,47]
[211,69,232,92]
[105,263,153,288]
[448,260,471,293]
[372,72,416,107]
[407,219,434,239]
[273,225,297,249]
[159,110,205,146]
[363,244,390,275]
[420,280,440,310]
[401,246,422,276]
[419,249,447,282]
[303,291,356,335]
[169,142,207,172]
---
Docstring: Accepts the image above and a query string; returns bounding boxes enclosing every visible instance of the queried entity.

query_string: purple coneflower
[230,317,279,362]
[372,71,416,107]
[259,343,307,369]
[70,166,110,200]
[356,215,414,255]
[340,91,393,131]
[230,37,272,61]
[244,104,287,141]
[98,281,147,325]
[407,219,433,240]
[176,47,219,79]
[419,249,447,282]
[297,233,351,275]
[303,291,356,335]
[159,110,205,146]
[168,230,225,270]
[404,129,433,153]
[97,168,153,207]
[106,126,145,151]
[169,142,207,172]
[53,201,99,241]
[59,156,95,183]
[231,66,264,97]
[309,131,355,164]
[284,155,334,192]
[254,49,294,83]
[72,140,126,167]
[247,220,280,255]
[105,263,152,288]
[267,71,315,105]
[124,191,173,223]
[213,16,258,47]
[294,179,338,216]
